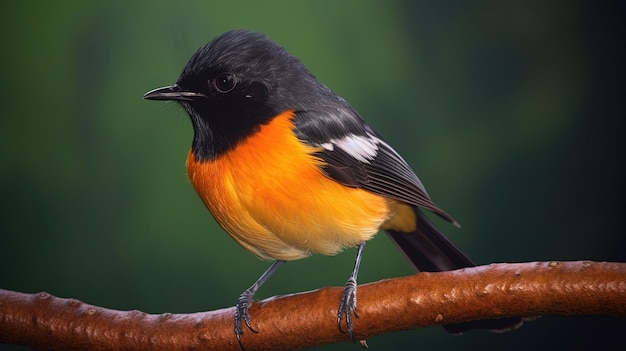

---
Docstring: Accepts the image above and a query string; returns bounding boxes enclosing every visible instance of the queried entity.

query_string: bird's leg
[235,259,285,349]
[337,241,365,341]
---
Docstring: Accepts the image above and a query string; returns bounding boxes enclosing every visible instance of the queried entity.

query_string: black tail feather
[385,207,525,334]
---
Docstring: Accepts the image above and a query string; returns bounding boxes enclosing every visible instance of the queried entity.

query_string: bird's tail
[385,207,524,334]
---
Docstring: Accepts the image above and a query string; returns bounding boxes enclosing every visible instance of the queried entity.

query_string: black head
[144,30,333,161]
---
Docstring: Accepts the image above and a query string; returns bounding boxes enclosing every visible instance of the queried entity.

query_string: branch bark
[1,261,625,351]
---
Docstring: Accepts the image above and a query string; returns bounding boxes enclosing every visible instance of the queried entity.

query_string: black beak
[143,84,206,101]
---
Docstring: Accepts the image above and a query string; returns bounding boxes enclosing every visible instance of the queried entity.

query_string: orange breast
[186,111,393,261]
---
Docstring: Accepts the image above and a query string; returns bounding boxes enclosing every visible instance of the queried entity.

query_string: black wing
[292,106,458,226]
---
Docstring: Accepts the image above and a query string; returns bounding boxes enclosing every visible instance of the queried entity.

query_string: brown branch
[1,261,625,351]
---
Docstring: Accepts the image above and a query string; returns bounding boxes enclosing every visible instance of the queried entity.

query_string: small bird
[144,29,523,346]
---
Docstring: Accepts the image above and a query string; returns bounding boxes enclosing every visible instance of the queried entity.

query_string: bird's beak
[143,84,206,101]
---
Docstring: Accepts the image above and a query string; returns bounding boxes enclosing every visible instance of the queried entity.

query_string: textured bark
[1,261,625,351]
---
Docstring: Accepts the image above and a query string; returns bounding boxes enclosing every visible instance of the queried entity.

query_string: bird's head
[144,30,328,160]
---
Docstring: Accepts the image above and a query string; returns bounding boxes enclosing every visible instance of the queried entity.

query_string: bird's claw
[337,276,358,341]
[234,290,258,349]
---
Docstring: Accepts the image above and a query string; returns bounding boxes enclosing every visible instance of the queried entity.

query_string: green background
[1,1,624,350]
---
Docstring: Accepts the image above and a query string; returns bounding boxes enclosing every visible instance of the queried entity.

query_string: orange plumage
[186,110,401,261]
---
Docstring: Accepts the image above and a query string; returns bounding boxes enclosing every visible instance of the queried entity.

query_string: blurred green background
[1,1,624,350]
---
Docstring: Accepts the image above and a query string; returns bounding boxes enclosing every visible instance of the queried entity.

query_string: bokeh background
[1,1,624,350]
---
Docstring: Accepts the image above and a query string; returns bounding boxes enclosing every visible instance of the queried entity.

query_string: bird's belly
[185,112,392,261]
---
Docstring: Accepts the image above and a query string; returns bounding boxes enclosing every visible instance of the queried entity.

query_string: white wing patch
[320,142,334,151]
[321,133,381,163]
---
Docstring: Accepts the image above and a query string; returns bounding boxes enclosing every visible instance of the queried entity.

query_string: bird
[143,29,523,347]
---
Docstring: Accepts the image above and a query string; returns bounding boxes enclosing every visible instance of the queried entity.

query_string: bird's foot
[337,276,358,341]
[234,289,258,349]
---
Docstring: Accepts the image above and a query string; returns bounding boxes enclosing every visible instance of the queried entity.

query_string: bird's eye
[214,73,237,93]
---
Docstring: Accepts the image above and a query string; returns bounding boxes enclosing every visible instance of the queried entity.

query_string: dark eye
[214,73,237,93]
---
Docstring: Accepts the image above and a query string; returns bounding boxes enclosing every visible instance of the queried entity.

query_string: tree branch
[1,261,625,351]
